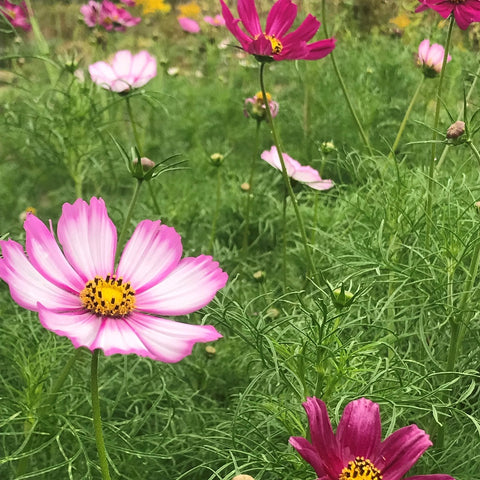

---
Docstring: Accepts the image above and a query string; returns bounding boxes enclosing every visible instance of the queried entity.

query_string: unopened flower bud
[240,182,250,192]
[133,157,155,171]
[244,91,279,121]
[320,140,336,154]
[266,307,279,318]
[332,286,354,310]
[210,153,224,166]
[446,120,465,140]
[253,270,265,282]
[205,345,216,356]
[232,476,255,480]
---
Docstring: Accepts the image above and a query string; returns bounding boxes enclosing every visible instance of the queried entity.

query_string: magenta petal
[136,255,228,315]
[116,220,182,293]
[0,240,81,312]
[289,436,330,479]
[38,305,102,349]
[336,398,382,462]
[24,213,84,293]
[282,13,321,45]
[375,425,432,480]
[300,38,336,61]
[237,0,262,36]
[124,311,222,362]
[220,0,252,49]
[57,198,117,282]
[265,0,297,37]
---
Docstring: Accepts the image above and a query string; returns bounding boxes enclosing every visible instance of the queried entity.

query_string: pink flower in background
[178,16,201,33]
[0,0,31,31]
[89,50,157,93]
[261,146,333,191]
[244,91,279,121]
[290,397,455,480]
[120,0,136,5]
[0,198,228,362]
[80,0,101,27]
[204,14,225,26]
[81,0,140,31]
[416,0,480,30]
[417,39,451,77]
[220,0,335,61]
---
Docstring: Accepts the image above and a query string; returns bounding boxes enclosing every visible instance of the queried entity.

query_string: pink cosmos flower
[80,1,101,27]
[0,0,31,31]
[89,50,157,93]
[416,0,480,30]
[290,397,455,480]
[244,91,279,121]
[81,0,140,31]
[220,0,335,61]
[0,198,228,362]
[178,16,201,33]
[417,39,451,77]
[204,14,225,26]
[261,146,333,191]
[120,0,136,5]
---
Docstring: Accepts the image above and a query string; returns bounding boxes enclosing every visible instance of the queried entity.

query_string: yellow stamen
[338,457,382,480]
[265,35,283,55]
[80,275,135,317]
[254,91,272,104]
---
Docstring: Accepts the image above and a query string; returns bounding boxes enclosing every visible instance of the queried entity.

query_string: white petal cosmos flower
[261,146,334,191]
[0,198,228,362]
[88,50,157,93]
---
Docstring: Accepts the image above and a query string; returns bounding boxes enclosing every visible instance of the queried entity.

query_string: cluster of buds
[244,91,279,122]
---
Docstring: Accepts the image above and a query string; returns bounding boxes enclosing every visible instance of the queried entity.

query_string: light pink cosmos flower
[204,14,225,26]
[80,0,101,27]
[290,397,455,480]
[178,16,201,33]
[89,50,157,93]
[261,146,333,191]
[417,39,451,77]
[416,0,480,30]
[220,0,335,61]
[244,91,279,121]
[0,198,228,362]
[0,0,31,31]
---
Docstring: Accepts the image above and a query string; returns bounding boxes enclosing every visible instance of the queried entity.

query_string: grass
[0,1,479,479]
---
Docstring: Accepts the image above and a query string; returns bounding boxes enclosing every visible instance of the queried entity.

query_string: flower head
[204,14,225,26]
[178,16,201,33]
[0,198,228,362]
[261,146,333,191]
[244,91,279,121]
[137,0,171,14]
[81,0,140,31]
[0,0,31,31]
[220,0,335,61]
[417,39,451,77]
[178,1,201,18]
[416,0,480,30]
[89,50,157,93]
[290,397,455,480]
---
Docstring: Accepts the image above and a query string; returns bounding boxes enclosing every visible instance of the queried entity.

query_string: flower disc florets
[339,457,382,480]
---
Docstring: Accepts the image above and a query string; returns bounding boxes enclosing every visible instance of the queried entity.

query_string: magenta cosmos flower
[261,146,333,191]
[417,39,451,77]
[178,16,201,33]
[80,0,140,31]
[416,0,480,30]
[0,0,31,31]
[290,397,455,480]
[220,0,335,61]
[89,50,157,93]
[0,198,228,362]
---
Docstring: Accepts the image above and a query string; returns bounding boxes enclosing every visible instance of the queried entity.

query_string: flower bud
[244,91,279,122]
[320,140,336,154]
[232,476,255,480]
[253,270,265,282]
[332,286,355,310]
[133,156,155,171]
[240,182,250,192]
[446,120,465,140]
[210,153,224,166]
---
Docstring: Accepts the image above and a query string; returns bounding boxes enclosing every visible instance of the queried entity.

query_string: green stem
[91,349,112,480]
[117,178,143,261]
[321,0,373,156]
[210,166,222,252]
[125,96,144,157]
[389,76,425,157]
[147,181,161,215]
[467,140,480,167]
[242,120,261,256]
[259,62,321,283]
[425,15,455,249]
[282,187,287,290]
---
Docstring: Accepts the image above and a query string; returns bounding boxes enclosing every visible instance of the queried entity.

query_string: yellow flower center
[254,91,272,104]
[338,457,383,480]
[80,275,136,317]
[266,35,283,55]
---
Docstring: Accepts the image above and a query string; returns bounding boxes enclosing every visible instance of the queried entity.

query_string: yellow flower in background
[389,13,411,29]
[177,1,201,18]
[137,0,171,14]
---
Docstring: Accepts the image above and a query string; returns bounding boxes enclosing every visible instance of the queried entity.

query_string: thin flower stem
[125,96,144,157]
[282,187,287,290]
[425,15,455,249]
[91,349,112,480]
[210,166,222,252]
[389,76,425,158]
[242,120,261,256]
[117,178,143,261]
[467,140,480,167]
[259,63,321,283]
[321,0,373,157]
[50,348,83,397]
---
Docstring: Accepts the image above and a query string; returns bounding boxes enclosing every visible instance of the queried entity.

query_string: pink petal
[299,38,336,61]
[237,0,262,36]
[38,305,102,349]
[292,165,334,191]
[135,255,228,315]
[178,16,201,33]
[0,240,81,312]
[281,13,320,45]
[417,39,430,63]
[116,220,182,293]
[112,50,134,79]
[89,60,117,89]
[124,311,222,362]
[336,398,382,462]
[261,146,296,176]
[265,0,297,37]
[130,50,157,86]
[24,213,84,293]
[375,425,432,480]
[220,0,252,50]
[57,198,117,282]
